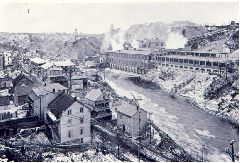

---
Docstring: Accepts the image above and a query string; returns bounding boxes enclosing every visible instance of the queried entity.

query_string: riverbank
[104,69,239,162]
[139,68,239,126]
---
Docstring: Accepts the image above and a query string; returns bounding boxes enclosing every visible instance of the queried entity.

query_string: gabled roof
[12,73,33,87]
[85,89,105,102]
[14,85,32,96]
[48,93,75,119]
[41,62,55,70]
[54,60,75,67]
[32,83,68,97]
[117,102,139,117]
[30,57,47,65]
[41,62,63,70]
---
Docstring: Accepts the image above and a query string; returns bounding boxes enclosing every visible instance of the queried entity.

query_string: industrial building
[155,50,231,73]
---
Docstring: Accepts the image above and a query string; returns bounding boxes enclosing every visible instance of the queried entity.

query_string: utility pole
[225,63,228,80]
[225,140,238,162]
[69,66,73,92]
[149,113,153,144]
[117,128,120,159]
[131,93,142,162]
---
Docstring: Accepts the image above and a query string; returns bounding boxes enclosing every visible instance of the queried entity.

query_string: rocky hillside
[0,32,103,59]
[125,21,208,42]
[143,67,239,125]
[186,25,239,53]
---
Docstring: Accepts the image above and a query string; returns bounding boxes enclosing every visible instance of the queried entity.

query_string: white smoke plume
[131,40,139,49]
[165,30,188,49]
[100,24,125,52]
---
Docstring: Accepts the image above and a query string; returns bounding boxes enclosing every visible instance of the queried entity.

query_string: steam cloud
[165,31,188,49]
[100,25,125,52]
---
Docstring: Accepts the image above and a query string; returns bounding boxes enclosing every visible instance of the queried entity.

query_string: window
[80,128,83,135]
[80,107,84,113]
[68,110,72,115]
[80,117,84,123]
[80,138,83,143]
[68,130,72,138]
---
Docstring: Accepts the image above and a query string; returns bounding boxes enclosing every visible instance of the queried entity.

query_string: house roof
[85,89,105,102]
[12,73,33,87]
[41,62,54,70]
[41,62,63,71]
[117,102,139,117]
[48,93,75,119]
[30,57,47,65]
[32,83,68,97]
[54,60,75,67]
[14,85,32,96]
[110,49,152,55]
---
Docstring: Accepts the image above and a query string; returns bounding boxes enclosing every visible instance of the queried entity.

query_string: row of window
[68,128,84,137]
[67,129,84,143]
[109,53,150,60]
[158,57,223,66]
[109,59,148,67]
[168,51,218,57]
[67,107,84,115]
[67,117,84,125]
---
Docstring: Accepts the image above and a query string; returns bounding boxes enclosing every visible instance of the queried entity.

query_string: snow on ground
[104,69,238,162]
[195,129,216,138]
[43,149,120,162]
[143,67,239,124]
[10,129,51,146]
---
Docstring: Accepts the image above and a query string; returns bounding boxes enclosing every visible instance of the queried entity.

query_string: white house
[116,102,148,138]
[47,94,91,145]
[28,83,68,121]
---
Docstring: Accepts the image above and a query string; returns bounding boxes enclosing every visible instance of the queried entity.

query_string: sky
[0,0,239,34]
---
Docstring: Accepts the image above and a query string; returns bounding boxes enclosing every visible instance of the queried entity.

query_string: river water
[104,70,239,162]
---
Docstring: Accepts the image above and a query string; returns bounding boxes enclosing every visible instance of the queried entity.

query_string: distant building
[116,102,148,138]
[0,74,12,90]
[0,89,11,106]
[47,94,91,144]
[71,75,88,92]
[155,50,231,73]
[85,61,96,68]
[3,51,13,70]
[30,57,47,76]
[85,89,112,120]
[41,63,68,87]
[108,48,154,74]
[139,38,166,50]
[11,73,34,106]
[54,60,75,73]
[28,83,68,121]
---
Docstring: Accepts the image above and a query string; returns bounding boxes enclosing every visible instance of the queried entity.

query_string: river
[104,70,239,162]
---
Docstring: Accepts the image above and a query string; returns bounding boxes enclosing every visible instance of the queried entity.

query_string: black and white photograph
[0,0,239,162]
